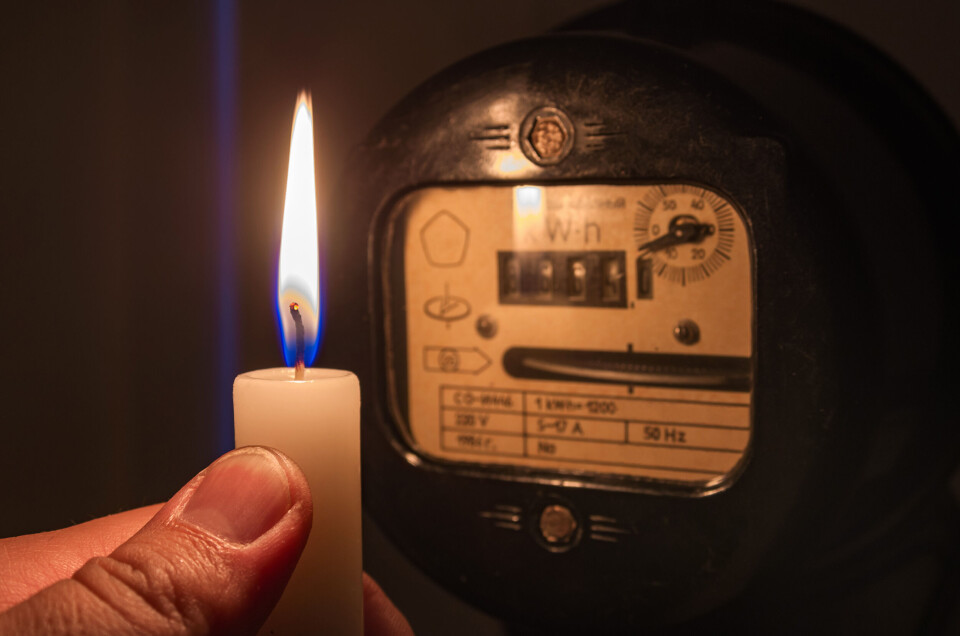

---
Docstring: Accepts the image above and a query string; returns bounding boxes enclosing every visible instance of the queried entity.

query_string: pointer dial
[634,186,737,285]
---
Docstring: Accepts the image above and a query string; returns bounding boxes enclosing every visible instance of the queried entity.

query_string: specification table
[439,385,751,481]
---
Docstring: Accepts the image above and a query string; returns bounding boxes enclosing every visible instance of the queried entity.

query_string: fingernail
[181,449,293,543]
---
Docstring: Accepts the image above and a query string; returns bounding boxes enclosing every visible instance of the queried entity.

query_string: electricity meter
[323,1,959,630]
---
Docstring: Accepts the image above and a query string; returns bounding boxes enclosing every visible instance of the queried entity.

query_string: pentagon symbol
[420,210,469,267]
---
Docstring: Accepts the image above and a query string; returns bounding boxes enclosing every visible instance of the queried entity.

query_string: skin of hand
[0,446,413,636]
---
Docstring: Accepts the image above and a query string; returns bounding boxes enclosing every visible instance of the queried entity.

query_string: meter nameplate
[387,184,753,488]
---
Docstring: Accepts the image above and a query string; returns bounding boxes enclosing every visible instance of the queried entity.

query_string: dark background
[1,1,957,633]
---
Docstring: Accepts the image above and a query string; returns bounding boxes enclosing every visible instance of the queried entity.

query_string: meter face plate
[384,184,754,489]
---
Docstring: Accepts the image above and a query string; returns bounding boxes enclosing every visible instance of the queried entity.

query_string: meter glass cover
[383,184,754,489]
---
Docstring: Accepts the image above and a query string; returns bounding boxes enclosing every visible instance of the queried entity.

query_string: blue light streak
[214,0,237,453]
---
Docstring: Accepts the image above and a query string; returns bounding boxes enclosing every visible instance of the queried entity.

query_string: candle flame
[277,91,320,367]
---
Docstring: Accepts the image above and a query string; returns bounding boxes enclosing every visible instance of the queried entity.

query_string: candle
[233,91,363,634]
[234,369,361,634]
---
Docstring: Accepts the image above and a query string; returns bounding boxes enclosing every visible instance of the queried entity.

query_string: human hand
[0,446,413,635]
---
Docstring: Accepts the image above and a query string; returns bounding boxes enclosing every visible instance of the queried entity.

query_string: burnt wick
[289,302,306,380]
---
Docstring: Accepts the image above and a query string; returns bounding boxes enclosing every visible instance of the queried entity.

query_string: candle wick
[289,302,306,380]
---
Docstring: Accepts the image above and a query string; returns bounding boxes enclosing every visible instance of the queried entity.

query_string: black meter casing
[322,1,960,631]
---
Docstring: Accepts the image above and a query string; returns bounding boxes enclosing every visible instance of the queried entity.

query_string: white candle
[231,91,362,633]
[234,368,362,634]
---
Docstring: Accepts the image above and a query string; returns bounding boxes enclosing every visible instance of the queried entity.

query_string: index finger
[0,503,162,611]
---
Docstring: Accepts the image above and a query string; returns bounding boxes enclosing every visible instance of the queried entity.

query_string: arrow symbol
[423,346,492,374]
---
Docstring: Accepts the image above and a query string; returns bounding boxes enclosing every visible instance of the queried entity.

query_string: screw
[520,107,574,165]
[674,320,700,345]
[539,504,578,544]
[528,116,566,161]
[476,314,498,339]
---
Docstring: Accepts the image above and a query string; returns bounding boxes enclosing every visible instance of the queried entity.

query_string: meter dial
[634,185,736,285]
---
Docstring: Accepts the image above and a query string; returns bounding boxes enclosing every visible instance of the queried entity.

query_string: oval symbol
[424,294,472,322]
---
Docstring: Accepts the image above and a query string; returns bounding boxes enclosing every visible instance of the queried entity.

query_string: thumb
[0,446,312,636]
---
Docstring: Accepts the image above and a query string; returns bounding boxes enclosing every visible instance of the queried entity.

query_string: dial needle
[637,215,715,254]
